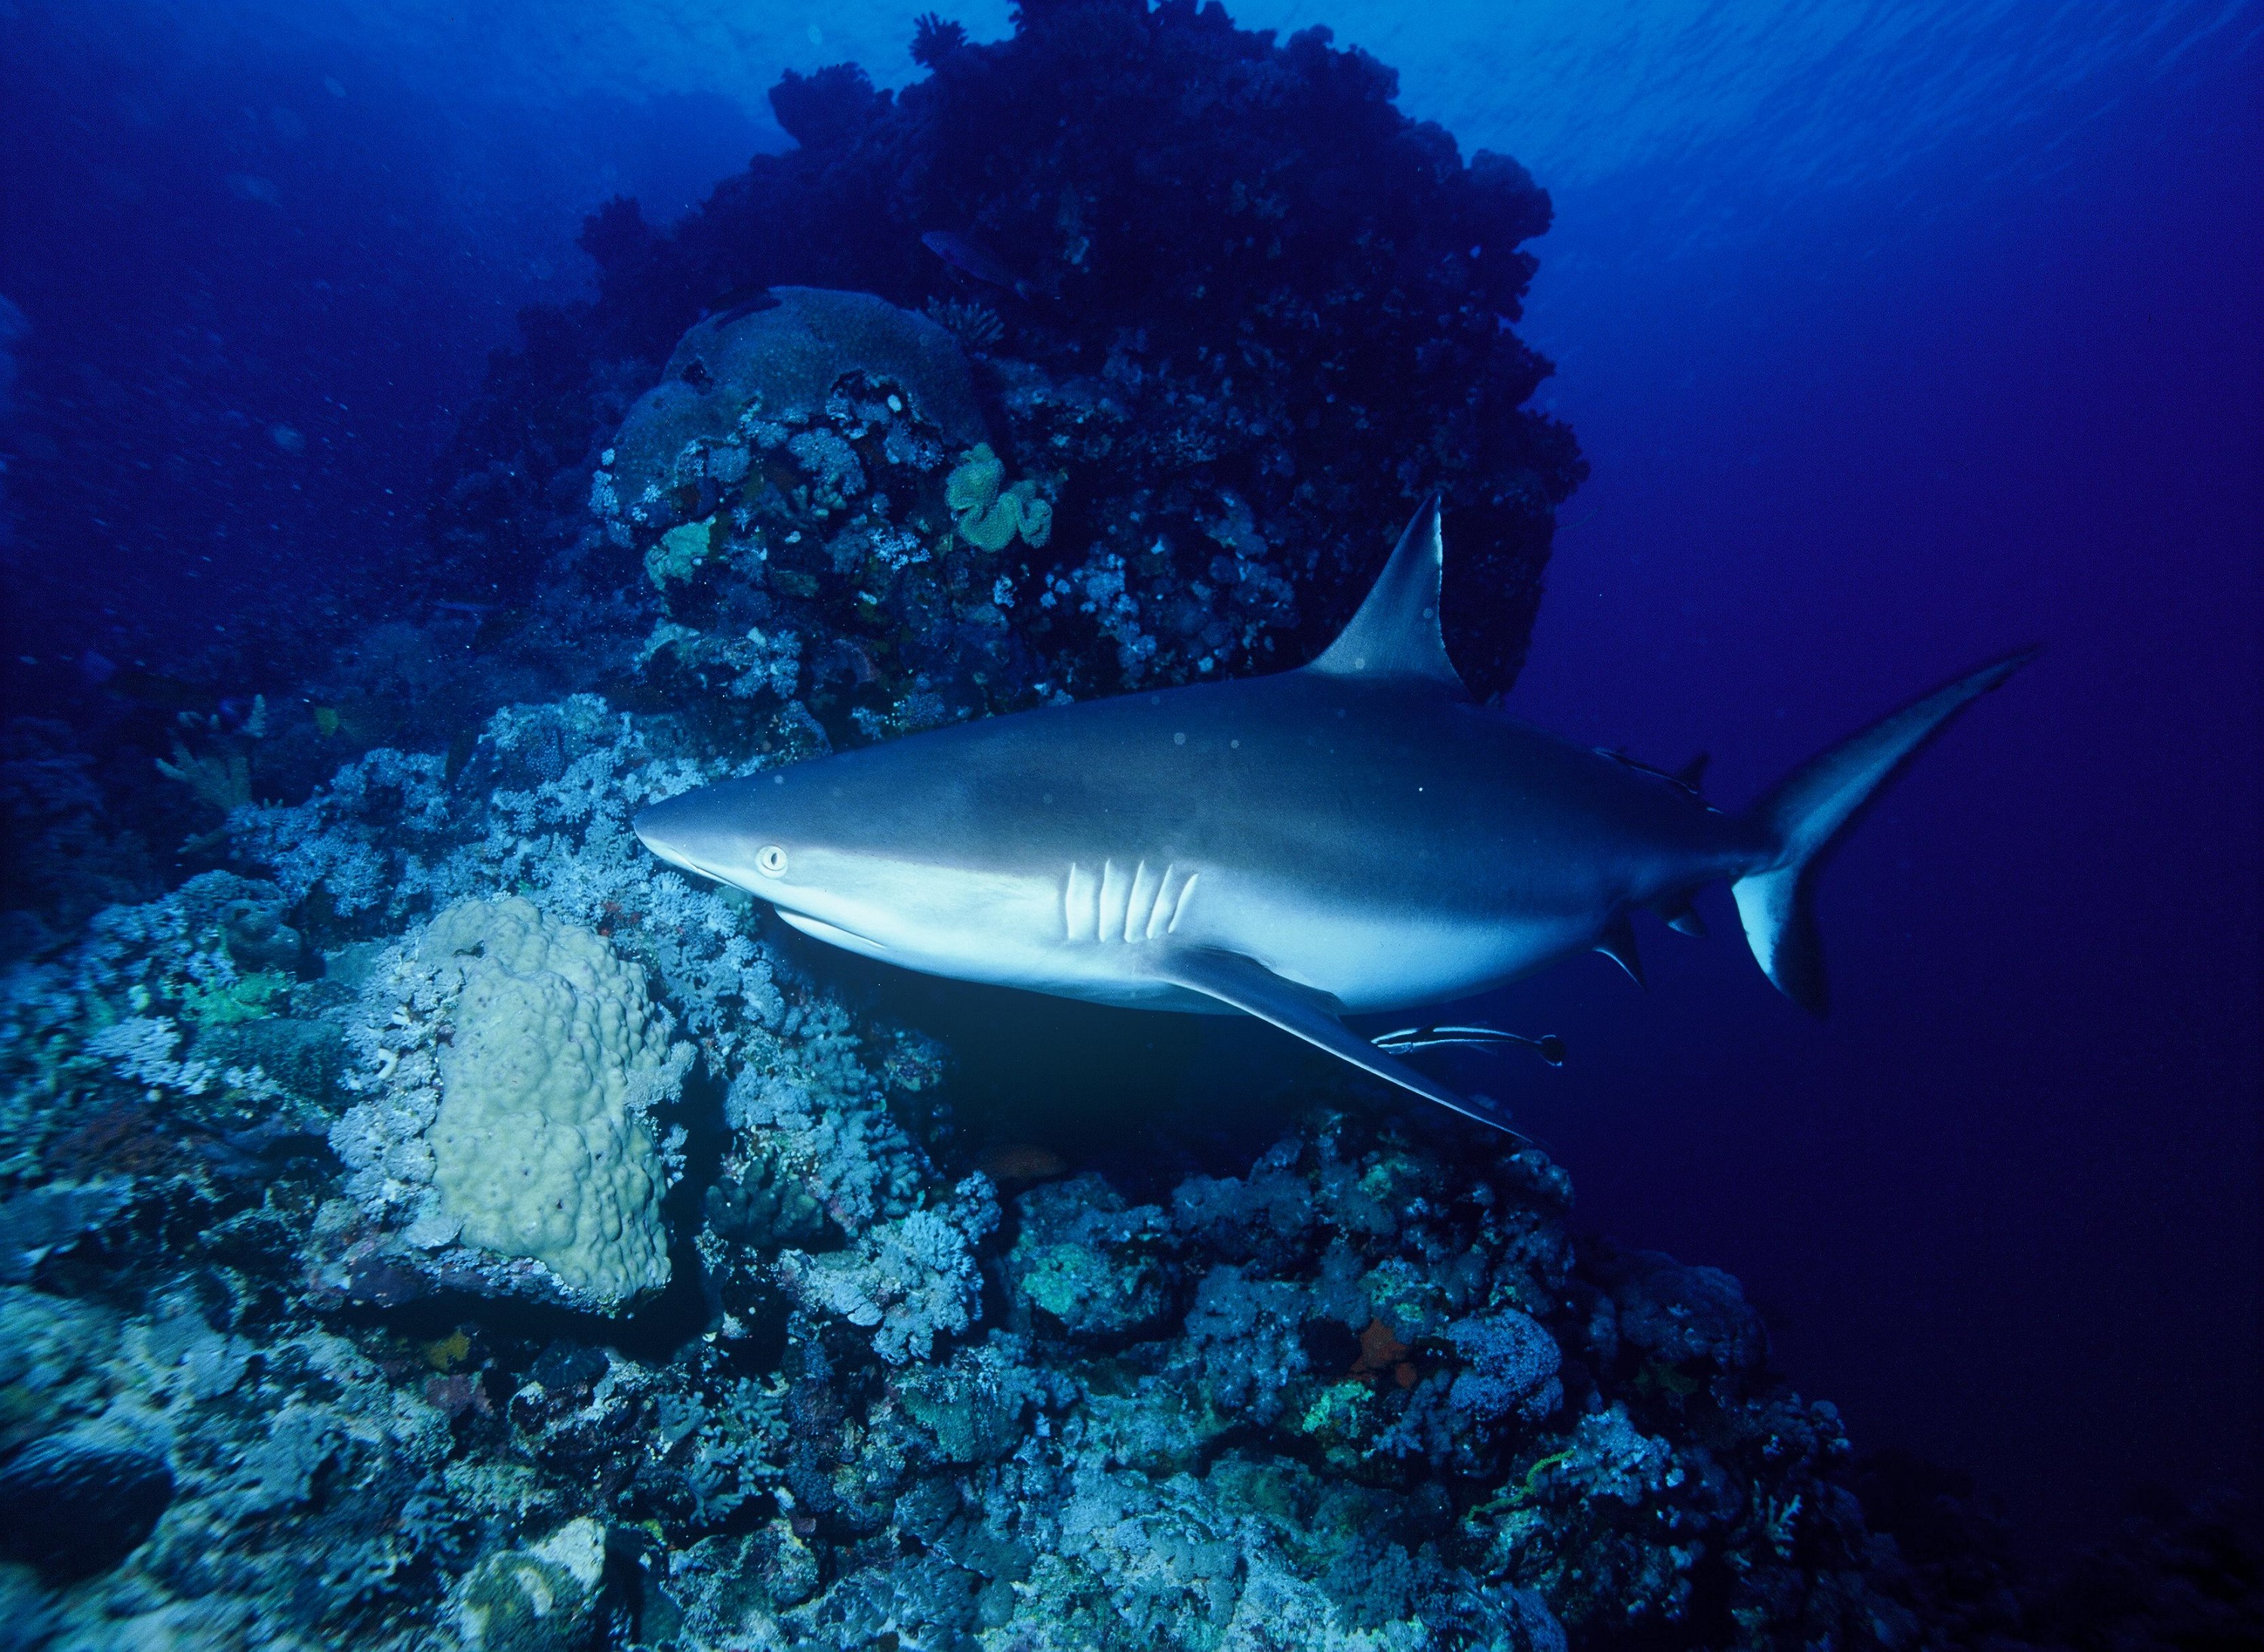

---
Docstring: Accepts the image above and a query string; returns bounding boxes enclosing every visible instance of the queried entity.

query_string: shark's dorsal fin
[1305,496,1469,698]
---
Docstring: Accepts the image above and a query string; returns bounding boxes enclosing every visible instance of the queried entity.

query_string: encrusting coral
[606,285,989,531]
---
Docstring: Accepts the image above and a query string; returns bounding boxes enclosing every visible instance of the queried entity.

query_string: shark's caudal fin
[1733,648,2037,1015]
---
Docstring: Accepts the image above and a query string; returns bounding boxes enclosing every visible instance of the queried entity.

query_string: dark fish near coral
[444,724,481,783]
[431,600,533,653]
[709,288,782,331]
[635,499,2034,1134]
[976,1142,1069,1188]
[922,231,1033,300]
[100,666,211,715]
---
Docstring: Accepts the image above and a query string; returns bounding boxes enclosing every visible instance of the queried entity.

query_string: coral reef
[0,666,2026,1647]
[3,686,2245,1645]
[6,7,2226,1650]
[0,719,158,962]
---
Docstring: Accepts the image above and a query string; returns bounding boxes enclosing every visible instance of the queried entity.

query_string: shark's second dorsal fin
[1305,496,1469,698]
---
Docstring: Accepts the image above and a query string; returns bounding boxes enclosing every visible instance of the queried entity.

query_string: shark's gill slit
[1128,860,1162,943]
[1147,865,1184,940]
[1063,860,1097,942]
[1166,869,1199,934]
[1097,859,1130,943]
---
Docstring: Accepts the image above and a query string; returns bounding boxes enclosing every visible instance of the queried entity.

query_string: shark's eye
[755,844,788,877]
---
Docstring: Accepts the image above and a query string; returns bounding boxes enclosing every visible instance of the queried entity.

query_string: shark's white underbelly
[1175,884,1580,1013]
[783,853,1601,1017]
[863,857,1588,1017]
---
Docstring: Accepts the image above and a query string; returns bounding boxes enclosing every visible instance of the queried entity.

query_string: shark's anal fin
[1650,895,1708,937]
[1595,915,1646,986]
[1143,946,1523,1137]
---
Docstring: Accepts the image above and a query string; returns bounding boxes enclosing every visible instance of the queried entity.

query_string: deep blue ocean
[1,2,2256,1645]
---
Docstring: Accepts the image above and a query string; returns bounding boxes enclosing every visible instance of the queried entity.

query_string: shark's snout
[632,795,740,885]
[629,801,681,864]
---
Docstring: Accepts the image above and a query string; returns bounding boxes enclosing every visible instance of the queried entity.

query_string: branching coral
[774,1174,1000,1365]
[154,743,252,817]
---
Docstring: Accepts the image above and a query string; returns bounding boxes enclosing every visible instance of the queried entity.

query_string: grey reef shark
[636,499,2032,1135]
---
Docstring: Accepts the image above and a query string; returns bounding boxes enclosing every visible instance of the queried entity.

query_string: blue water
[2,0,2256,1629]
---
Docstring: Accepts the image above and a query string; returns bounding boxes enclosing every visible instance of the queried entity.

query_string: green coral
[645,516,719,588]
[180,968,289,1026]
[1287,1380,1377,1470]
[946,444,1053,550]
[1013,1238,1169,1335]
[1006,1175,1177,1338]
[454,1518,607,1651]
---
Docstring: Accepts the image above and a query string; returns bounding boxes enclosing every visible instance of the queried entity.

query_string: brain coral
[609,287,987,525]
[419,898,674,1311]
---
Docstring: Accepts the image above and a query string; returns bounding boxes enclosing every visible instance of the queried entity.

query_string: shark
[634,500,2032,1133]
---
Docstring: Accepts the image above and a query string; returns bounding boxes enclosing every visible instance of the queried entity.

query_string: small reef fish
[637,500,2032,1134]
[921,230,1033,300]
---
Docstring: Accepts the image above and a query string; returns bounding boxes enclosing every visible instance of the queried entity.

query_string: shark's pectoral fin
[1143,946,1523,1137]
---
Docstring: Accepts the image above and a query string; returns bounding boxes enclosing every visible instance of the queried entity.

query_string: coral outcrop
[326,897,685,1314]
[607,285,989,533]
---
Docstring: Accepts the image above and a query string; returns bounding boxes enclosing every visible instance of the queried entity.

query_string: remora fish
[635,500,2032,1132]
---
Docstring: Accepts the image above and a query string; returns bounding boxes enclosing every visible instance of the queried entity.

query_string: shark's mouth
[774,909,888,952]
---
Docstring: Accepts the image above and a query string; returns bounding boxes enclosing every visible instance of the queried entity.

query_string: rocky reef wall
[432,0,1583,704]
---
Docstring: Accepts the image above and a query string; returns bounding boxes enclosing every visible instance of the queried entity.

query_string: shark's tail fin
[1733,649,2036,1015]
